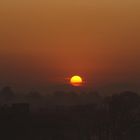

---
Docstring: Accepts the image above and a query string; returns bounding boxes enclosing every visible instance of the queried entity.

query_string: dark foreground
[0,91,140,140]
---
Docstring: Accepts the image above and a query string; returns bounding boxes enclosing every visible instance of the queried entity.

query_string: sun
[70,75,83,86]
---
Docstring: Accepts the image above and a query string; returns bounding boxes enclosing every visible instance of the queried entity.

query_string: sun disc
[70,75,83,86]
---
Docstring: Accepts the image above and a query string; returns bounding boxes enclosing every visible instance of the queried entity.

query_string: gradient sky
[0,0,140,93]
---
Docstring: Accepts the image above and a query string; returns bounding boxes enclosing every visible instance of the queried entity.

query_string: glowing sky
[0,0,140,92]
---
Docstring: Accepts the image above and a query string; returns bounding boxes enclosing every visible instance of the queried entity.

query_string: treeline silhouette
[0,86,140,140]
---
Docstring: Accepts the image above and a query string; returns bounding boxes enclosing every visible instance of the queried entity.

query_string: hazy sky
[0,0,140,93]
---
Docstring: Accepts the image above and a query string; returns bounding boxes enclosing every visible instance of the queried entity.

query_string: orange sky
[0,0,140,92]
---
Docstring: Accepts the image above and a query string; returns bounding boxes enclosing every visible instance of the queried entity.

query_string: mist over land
[0,86,140,139]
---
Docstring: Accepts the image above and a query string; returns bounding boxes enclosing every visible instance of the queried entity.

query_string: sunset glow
[0,0,139,92]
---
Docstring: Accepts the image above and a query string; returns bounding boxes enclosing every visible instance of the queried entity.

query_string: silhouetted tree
[0,86,15,102]
[26,91,42,100]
